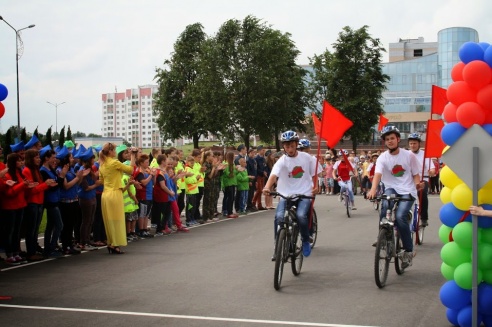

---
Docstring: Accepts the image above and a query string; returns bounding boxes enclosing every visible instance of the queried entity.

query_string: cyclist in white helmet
[367,126,424,268]
[263,130,318,258]
[333,149,358,210]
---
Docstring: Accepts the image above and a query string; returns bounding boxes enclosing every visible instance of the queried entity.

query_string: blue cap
[24,135,40,150]
[79,147,95,161]
[39,145,53,158]
[55,145,62,153]
[94,144,102,153]
[73,144,86,159]
[55,146,70,160]
[10,141,25,152]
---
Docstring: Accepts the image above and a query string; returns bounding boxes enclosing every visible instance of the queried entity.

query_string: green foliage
[58,126,65,146]
[66,125,73,140]
[33,127,39,138]
[307,25,389,150]
[44,126,53,147]
[3,127,14,163]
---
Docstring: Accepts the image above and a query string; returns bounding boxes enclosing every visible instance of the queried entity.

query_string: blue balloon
[441,122,467,146]
[459,42,485,64]
[440,202,466,228]
[478,283,492,315]
[479,42,490,52]
[483,124,492,137]
[446,308,460,326]
[485,46,492,69]
[458,305,482,327]
[0,83,8,102]
[440,280,472,310]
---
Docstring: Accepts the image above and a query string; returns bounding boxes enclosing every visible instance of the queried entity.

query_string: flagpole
[311,107,326,229]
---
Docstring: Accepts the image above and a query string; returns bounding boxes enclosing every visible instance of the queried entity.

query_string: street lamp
[46,101,66,134]
[0,16,35,137]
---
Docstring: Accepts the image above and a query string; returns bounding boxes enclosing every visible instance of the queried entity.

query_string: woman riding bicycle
[333,150,358,210]
[366,126,425,267]
[263,130,318,258]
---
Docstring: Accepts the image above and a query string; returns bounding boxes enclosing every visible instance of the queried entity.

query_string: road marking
[0,304,375,327]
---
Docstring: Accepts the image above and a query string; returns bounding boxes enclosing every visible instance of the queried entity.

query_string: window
[414,49,422,57]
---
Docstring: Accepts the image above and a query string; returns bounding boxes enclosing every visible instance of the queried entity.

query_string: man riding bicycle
[263,131,318,258]
[366,126,424,268]
[333,150,358,210]
[407,133,435,227]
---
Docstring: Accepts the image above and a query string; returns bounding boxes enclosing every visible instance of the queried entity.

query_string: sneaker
[163,227,172,235]
[27,254,44,262]
[186,222,192,227]
[83,244,97,251]
[206,219,214,223]
[372,240,377,247]
[212,217,219,222]
[154,231,164,236]
[177,226,189,232]
[127,236,133,242]
[271,254,276,261]
[401,251,415,269]
[14,255,28,264]
[64,247,81,255]
[351,206,357,210]
[5,257,20,266]
[49,251,64,257]
[302,241,311,257]
[226,214,238,218]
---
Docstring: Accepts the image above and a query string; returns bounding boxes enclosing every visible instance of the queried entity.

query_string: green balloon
[441,262,455,280]
[483,268,492,284]
[481,227,492,245]
[439,224,453,244]
[454,262,482,290]
[441,241,470,267]
[478,243,492,270]
[452,222,473,249]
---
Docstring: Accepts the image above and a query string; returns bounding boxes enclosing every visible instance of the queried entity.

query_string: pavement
[0,193,451,327]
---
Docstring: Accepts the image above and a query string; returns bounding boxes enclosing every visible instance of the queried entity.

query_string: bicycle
[309,208,318,249]
[270,191,315,290]
[374,194,415,288]
[338,186,351,218]
[411,202,425,245]
[371,181,384,212]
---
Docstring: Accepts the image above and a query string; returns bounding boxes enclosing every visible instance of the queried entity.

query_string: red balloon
[443,102,458,123]
[484,110,492,124]
[477,84,492,112]
[0,102,5,119]
[447,81,477,106]
[463,60,492,90]
[451,62,465,82]
[456,102,485,128]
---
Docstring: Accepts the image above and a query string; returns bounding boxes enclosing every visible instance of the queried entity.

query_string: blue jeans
[44,204,64,254]
[238,190,248,212]
[338,180,354,204]
[274,198,311,242]
[25,203,44,256]
[379,188,414,252]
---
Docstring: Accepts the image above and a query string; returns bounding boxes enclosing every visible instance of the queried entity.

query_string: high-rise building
[101,85,161,148]
[381,27,479,138]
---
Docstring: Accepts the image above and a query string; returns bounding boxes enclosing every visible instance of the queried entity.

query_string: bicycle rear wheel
[274,228,287,290]
[310,209,318,249]
[416,221,425,245]
[291,223,303,276]
[373,199,379,211]
[394,233,406,275]
[374,228,390,288]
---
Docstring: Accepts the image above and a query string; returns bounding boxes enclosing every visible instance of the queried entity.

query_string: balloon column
[440,41,492,327]
[0,83,7,119]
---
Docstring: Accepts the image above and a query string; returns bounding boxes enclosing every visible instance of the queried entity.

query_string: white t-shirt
[271,151,316,196]
[410,149,432,182]
[375,148,420,198]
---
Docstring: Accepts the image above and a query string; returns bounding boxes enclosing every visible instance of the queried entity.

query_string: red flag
[424,119,445,158]
[377,114,389,132]
[431,85,447,116]
[319,100,353,149]
[312,112,321,135]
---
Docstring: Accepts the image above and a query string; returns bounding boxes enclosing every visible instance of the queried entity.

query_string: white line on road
[0,304,376,327]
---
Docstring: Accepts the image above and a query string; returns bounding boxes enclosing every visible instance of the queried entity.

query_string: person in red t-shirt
[333,150,358,210]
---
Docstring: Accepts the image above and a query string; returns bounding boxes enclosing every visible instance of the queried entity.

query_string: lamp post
[0,16,35,137]
[46,101,66,134]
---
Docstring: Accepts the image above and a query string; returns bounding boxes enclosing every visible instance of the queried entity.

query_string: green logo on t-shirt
[289,166,304,178]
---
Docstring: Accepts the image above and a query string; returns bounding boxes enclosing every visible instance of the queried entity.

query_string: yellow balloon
[440,165,464,189]
[440,186,452,204]
[478,188,492,205]
[451,183,473,211]
[481,178,492,191]
[442,145,450,155]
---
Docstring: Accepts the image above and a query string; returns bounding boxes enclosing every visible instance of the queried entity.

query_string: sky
[0,0,491,136]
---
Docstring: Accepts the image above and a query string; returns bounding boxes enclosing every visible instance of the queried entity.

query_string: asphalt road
[0,193,450,327]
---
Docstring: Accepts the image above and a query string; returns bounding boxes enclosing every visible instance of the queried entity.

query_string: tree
[154,23,208,149]
[195,15,307,150]
[33,127,39,138]
[58,126,65,147]
[67,125,73,140]
[20,128,27,143]
[307,25,389,150]
[87,133,101,138]
[44,126,53,147]
[73,131,87,138]
[3,127,14,162]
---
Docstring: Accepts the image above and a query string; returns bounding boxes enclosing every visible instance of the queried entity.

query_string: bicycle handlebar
[375,194,413,202]
[269,191,315,201]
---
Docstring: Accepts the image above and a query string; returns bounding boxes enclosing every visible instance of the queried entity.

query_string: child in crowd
[221,151,238,218]
[324,158,335,195]
[165,161,189,232]
[236,157,250,215]
[134,154,156,238]
[184,156,200,226]
[318,156,327,194]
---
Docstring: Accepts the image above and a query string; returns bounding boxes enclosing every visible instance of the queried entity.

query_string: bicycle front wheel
[291,223,303,276]
[274,228,287,290]
[416,221,425,245]
[374,228,390,288]
[310,209,318,249]
[345,194,351,218]
[373,199,379,212]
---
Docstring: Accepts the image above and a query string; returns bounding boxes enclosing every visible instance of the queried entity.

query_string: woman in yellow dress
[99,143,136,254]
